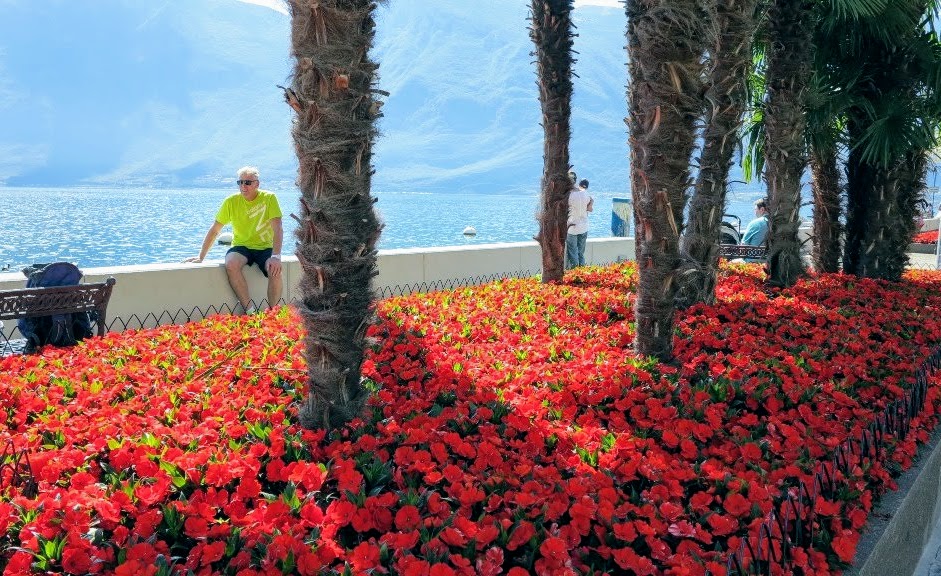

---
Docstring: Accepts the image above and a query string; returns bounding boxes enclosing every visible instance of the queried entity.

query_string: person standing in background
[566,178,593,269]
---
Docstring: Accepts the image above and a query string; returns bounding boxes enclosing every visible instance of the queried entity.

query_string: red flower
[612,546,657,576]
[507,521,536,551]
[115,560,158,576]
[184,516,210,539]
[831,530,860,563]
[62,547,93,573]
[349,541,381,572]
[288,461,327,492]
[202,540,226,565]
[722,493,752,518]
[707,513,739,537]
[538,536,569,564]
[394,505,421,531]
[476,547,504,576]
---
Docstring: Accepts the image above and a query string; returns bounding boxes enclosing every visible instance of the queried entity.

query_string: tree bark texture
[839,3,936,281]
[627,0,705,359]
[809,147,842,273]
[763,0,812,287]
[678,0,758,307]
[287,0,383,429]
[531,0,575,284]
[845,135,924,281]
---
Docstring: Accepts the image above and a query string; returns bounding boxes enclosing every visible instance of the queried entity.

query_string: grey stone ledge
[848,421,941,576]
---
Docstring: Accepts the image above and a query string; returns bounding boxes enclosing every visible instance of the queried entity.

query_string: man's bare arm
[184,221,224,262]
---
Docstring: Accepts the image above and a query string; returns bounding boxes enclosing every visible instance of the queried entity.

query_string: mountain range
[0,0,634,194]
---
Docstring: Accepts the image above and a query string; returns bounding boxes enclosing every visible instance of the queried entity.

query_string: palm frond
[829,0,889,20]
[742,107,765,182]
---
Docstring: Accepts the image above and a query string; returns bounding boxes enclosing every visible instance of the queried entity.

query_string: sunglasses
[237,179,257,186]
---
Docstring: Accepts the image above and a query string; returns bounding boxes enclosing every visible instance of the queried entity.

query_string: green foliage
[829,0,888,20]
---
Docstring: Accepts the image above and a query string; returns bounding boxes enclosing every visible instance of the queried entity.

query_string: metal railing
[0,268,544,352]
[0,440,37,499]
[713,348,941,575]
[907,247,938,270]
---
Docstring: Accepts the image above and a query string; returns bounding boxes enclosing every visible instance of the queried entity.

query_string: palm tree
[808,0,921,276]
[762,0,813,287]
[838,2,941,280]
[747,0,918,275]
[808,145,842,272]
[805,52,846,273]
[286,0,385,429]
[678,0,760,306]
[627,0,706,359]
[530,0,576,284]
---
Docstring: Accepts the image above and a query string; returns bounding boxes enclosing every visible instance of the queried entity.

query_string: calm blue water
[0,186,772,270]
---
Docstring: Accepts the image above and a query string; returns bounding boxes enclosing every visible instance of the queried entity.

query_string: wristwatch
[270,254,281,260]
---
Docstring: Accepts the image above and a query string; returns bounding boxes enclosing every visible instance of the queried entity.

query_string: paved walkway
[908,249,939,576]
[915,518,941,576]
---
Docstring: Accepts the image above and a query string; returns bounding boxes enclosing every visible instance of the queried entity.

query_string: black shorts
[227,246,273,277]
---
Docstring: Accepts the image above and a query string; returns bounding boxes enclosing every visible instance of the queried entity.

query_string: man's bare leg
[267,272,283,310]
[224,252,252,312]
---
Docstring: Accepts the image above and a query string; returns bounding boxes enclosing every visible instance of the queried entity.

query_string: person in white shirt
[566,179,593,269]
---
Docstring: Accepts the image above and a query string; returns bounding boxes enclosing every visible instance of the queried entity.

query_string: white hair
[237,166,260,179]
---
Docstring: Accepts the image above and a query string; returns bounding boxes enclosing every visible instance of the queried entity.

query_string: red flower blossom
[722,493,752,518]
[831,530,860,563]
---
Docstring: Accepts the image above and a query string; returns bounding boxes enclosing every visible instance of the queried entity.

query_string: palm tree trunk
[885,151,926,279]
[287,0,383,429]
[627,0,705,359]
[679,0,758,307]
[846,162,904,279]
[809,146,841,273]
[846,146,925,280]
[531,0,575,284]
[843,132,872,276]
[763,0,812,287]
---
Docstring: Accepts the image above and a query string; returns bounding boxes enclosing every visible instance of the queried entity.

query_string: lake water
[0,186,773,270]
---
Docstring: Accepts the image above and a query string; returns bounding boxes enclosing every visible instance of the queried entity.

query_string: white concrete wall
[0,237,635,336]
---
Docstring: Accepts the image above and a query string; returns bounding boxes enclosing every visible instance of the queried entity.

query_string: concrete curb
[909,243,938,255]
[847,422,941,576]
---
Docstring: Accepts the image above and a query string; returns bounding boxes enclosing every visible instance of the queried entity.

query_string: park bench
[719,244,768,261]
[0,278,116,355]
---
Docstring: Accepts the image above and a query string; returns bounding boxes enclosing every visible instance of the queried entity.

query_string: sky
[0,0,631,192]
[232,0,623,12]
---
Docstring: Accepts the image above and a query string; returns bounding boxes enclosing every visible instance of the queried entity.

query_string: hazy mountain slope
[0,0,630,193]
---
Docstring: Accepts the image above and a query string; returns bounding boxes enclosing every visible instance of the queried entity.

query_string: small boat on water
[217,232,234,245]
[462,226,477,236]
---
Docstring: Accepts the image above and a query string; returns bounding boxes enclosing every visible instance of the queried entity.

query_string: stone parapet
[0,238,635,334]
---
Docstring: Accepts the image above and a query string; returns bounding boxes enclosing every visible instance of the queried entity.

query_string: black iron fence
[0,269,544,353]
[713,348,941,575]
[0,439,37,499]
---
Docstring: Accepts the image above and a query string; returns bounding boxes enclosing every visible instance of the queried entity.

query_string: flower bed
[2,263,941,575]
[913,230,938,244]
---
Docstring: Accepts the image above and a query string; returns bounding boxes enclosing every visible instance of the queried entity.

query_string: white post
[935,226,941,270]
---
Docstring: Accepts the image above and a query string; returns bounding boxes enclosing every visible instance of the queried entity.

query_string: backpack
[18,262,94,353]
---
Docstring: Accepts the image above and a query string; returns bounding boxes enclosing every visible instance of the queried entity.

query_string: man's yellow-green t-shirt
[215,190,283,250]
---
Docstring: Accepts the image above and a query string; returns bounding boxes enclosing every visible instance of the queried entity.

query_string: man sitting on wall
[185,166,283,314]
